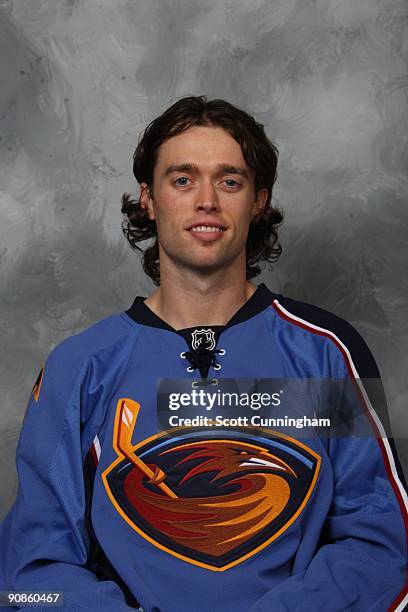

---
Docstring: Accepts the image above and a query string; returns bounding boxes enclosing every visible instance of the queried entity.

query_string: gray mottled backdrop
[1,0,407,519]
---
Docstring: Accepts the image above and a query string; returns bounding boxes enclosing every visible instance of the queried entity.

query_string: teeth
[191,226,223,232]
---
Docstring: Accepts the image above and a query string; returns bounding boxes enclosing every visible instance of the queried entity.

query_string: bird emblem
[103,398,321,570]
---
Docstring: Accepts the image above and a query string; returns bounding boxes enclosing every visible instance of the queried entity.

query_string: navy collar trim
[125,283,278,336]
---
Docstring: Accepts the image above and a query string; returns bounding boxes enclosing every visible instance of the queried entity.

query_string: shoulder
[267,291,380,378]
[44,312,140,382]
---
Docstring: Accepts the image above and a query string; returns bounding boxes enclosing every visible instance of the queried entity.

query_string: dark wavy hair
[121,95,283,285]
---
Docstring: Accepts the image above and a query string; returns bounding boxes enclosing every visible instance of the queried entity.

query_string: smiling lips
[187,222,226,241]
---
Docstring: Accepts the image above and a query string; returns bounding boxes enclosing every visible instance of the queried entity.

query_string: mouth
[187,223,227,241]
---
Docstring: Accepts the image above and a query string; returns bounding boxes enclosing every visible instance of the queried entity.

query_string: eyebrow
[163,163,250,179]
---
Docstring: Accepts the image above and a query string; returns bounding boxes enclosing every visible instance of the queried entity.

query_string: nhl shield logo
[102,398,321,571]
[191,328,216,351]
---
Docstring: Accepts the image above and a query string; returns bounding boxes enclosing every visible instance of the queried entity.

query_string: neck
[144,259,257,330]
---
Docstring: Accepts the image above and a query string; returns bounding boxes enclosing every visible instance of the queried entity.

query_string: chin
[187,256,240,275]
[164,244,241,274]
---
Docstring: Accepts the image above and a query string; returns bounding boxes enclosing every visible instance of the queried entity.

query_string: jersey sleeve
[249,314,408,612]
[0,341,139,611]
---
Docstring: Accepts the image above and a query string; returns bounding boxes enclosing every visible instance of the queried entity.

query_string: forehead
[154,125,249,173]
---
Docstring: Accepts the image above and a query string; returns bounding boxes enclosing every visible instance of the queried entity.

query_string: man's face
[140,125,268,277]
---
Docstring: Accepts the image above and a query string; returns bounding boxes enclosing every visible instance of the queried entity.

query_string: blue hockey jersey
[1,283,407,611]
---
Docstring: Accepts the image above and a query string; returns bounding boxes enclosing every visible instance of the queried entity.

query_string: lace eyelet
[214,364,222,371]
[180,351,186,358]
[218,348,226,356]
[192,378,217,388]
[187,366,194,373]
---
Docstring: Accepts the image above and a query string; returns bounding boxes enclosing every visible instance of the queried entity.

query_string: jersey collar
[125,282,278,339]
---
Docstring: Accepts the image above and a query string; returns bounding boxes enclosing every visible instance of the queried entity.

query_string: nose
[195,180,219,212]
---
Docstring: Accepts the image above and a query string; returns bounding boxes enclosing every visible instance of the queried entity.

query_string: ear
[140,182,155,220]
[251,188,268,220]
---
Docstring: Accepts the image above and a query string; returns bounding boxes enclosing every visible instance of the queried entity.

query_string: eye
[174,176,190,186]
[224,178,240,188]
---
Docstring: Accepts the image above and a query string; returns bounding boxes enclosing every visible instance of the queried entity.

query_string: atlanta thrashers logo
[102,398,321,571]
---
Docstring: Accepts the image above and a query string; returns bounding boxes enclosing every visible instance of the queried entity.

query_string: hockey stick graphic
[117,398,178,499]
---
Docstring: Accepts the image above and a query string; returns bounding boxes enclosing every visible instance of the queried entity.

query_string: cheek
[154,200,184,231]
[231,206,255,235]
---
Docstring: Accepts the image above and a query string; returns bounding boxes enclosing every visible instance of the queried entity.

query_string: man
[1,96,407,611]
